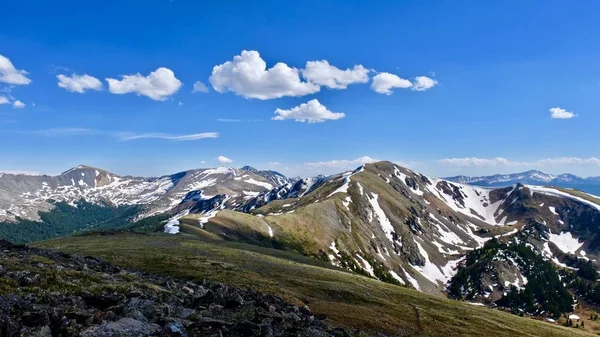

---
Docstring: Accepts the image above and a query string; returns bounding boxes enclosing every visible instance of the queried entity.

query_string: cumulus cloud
[412,76,438,91]
[0,54,31,85]
[106,67,182,101]
[0,96,8,105]
[12,100,25,109]
[550,107,576,119]
[118,132,219,141]
[216,155,233,163]
[192,81,209,93]
[370,72,412,95]
[272,99,345,123]
[57,74,102,93]
[210,50,320,100]
[302,60,369,89]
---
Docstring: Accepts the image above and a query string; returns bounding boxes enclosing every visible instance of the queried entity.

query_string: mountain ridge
[3,162,600,298]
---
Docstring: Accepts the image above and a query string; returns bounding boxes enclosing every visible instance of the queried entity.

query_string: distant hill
[446,170,600,196]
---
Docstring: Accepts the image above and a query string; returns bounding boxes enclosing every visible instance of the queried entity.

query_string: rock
[93,310,118,324]
[0,242,349,337]
[18,325,52,337]
[21,311,50,327]
[64,308,94,325]
[224,291,244,309]
[230,320,261,336]
[54,317,81,336]
[299,305,312,316]
[123,298,155,318]
[81,318,161,337]
[161,321,188,337]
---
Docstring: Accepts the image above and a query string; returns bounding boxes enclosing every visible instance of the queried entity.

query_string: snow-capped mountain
[446,170,600,195]
[0,165,288,222]
[239,165,294,187]
[3,161,600,305]
[180,161,600,298]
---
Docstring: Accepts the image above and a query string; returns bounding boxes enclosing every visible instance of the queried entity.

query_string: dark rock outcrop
[0,241,351,337]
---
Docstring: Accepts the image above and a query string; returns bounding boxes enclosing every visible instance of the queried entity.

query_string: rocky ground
[0,240,352,336]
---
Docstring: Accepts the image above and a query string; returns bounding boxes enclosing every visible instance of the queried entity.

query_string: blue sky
[1,1,600,178]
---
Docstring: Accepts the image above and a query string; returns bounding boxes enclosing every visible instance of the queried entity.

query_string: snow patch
[549,231,583,254]
[389,270,406,285]
[366,192,395,243]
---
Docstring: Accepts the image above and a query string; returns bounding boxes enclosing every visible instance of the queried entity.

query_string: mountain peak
[240,165,258,172]
[60,165,106,175]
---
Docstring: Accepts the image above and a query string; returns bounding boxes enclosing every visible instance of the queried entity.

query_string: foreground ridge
[0,240,350,337]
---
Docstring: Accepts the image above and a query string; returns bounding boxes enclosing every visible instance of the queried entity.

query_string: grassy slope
[34,233,591,337]
[556,187,600,205]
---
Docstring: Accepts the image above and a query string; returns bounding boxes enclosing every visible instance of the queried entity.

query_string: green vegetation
[449,238,574,317]
[563,261,600,307]
[0,200,142,244]
[35,233,591,337]
[75,212,172,236]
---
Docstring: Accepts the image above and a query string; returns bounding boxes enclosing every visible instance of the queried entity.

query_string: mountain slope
[176,162,600,299]
[34,233,592,337]
[0,165,285,223]
[0,239,343,337]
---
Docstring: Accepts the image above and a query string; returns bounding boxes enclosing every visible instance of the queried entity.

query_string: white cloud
[25,128,95,136]
[550,107,576,119]
[57,74,102,93]
[24,128,218,142]
[438,156,600,168]
[192,81,209,93]
[0,54,31,85]
[0,96,8,105]
[216,118,242,122]
[178,101,183,106]
[272,99,345,123]
[302,60,369,89]
[304,156,378,168]
[438,157,514,168]
[537,157,600,166]
[106,67,182,101]
[210,50,320,100]
[216,155,233,163]
[118,132,219,141]
[268,161,282,167]
[370,72,412,95]
[12,100,25,109]
[412,76,438,91]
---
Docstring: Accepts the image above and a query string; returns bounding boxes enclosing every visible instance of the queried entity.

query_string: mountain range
[446,170,600,195]
[2,162,600,329]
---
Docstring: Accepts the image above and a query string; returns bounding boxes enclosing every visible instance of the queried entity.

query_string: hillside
[0,239,346,337]
[34,233,592,337]
[178,162,600,296]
